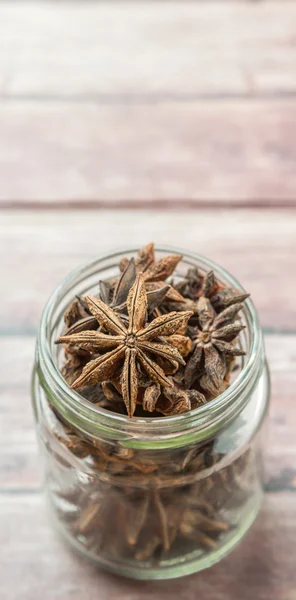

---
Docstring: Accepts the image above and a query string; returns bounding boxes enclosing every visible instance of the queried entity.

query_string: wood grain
[0,101,295,204]
[0,0,295,206]
[0,1,295,98]
[1,335,295,492]
[0,491,295,600]
[1,209,295,330]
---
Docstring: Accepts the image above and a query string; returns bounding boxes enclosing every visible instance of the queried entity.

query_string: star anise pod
[201,270,222,299]
[61,352,89,385]
[211,287,250,311]
[172,268,220,303]
[143,381,206,416]
[119,242,155,273]
[167,271,247,321]
[135,241,155,272]
[103,244,186,321]
[185,297,246,394]
[174,266,204,300]
[65,258,172,336]
[64,296,98,334]
[119,242,183,283]
[64,296,91,329]
[57,273,193,417]
[143,254,182,283]
[101,258,174,322]
[159,270,222,318]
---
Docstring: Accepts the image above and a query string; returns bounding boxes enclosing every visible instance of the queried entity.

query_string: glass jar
[32,247,270,580]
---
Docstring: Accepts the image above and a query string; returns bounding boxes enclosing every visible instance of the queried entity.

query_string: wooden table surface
[1,2,296,599]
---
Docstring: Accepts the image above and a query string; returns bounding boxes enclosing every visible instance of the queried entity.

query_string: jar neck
[36,247,264,448]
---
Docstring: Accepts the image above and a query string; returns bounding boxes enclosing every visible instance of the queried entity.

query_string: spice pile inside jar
[57,242,249,417]
[50,243,254,564]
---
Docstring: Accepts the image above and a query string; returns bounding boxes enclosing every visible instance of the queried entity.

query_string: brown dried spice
[58,242,249,417]
[57,273,193,417]
[53,447,252,563]
[185,296,246,394]
[51,244,252,566]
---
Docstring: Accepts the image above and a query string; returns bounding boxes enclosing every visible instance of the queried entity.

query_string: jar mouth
[37,246,263,440]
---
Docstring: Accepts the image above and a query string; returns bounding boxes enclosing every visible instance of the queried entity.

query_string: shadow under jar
[32,247,270,580]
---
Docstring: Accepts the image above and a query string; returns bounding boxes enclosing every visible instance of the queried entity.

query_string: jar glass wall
[32,248,270,580]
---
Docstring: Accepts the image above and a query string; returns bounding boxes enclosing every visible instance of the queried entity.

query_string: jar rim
[37,246,263,442]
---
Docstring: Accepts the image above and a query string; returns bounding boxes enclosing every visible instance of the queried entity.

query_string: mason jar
[32,247,270,580]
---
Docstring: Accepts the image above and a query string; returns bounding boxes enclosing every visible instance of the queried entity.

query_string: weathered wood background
[0,2,296,599]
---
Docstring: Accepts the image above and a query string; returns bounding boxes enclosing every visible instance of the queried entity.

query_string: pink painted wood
[1,1,295,98]
[1,210,295,330]
[0,1,295,205]
[0,101,295,205]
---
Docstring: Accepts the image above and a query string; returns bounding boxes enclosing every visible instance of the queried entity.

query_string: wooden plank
[0,1,296,98]
[266,335,296,488]
[0,491,295,600]
[1,335,295,492]
[1,209,295,330]
[0,100,295,204]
